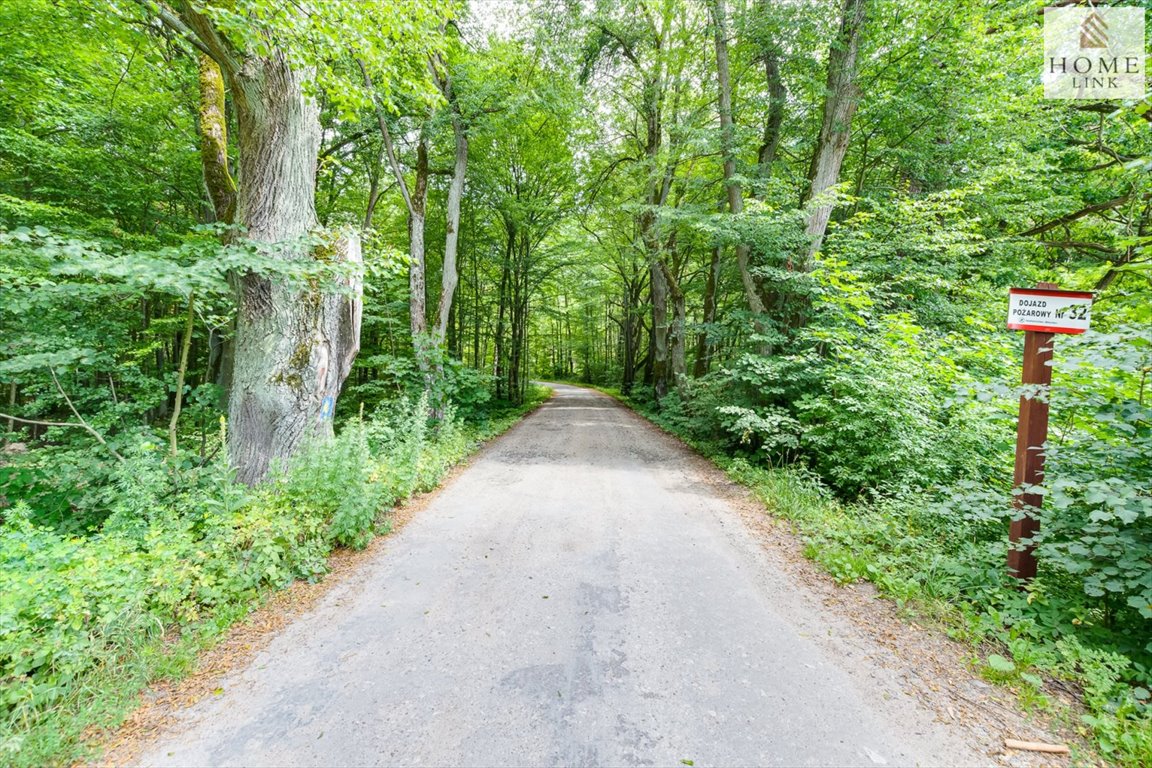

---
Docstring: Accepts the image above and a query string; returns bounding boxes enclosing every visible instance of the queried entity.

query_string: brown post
[6,382,14,437]
[1007,282,1058,581]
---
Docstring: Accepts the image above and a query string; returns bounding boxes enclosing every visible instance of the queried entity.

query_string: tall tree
[580,0,703,398]
[801,0,869,267]
[143,0,445,483]
[364,46,468,365]
[432,53,469,343]
[363,67,431,347]
[709,0,765,318]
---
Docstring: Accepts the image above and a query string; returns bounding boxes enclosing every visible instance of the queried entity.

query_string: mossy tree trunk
[178,6,363,484]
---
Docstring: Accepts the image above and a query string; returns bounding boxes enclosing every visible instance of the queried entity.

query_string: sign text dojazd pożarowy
[1006,287,1093,334]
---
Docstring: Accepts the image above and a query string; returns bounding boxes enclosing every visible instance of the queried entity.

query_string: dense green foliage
[1,0,1150,763]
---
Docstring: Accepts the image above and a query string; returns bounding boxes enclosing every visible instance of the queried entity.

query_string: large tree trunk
[433,61,468,344]
[650,258,670,399]
[493,229,512,400]
[801,0,869,267]
[196,54,237,408]
[197,54,236,224]
[663,262,686,387]
[621,284,637,395]
[507,234,527,404]
[225,54,362,484]
[755,7,786,188]
[360,59,428,349]
[409,134,430,341]
[758,56,786,175]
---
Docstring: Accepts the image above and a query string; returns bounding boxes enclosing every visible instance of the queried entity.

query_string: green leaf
[986,654,1015,674]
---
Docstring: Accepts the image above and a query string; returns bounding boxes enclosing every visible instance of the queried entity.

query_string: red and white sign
[1007,287,1093,334]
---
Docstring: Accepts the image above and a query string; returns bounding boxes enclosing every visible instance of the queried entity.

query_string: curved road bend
[135,384,989,767]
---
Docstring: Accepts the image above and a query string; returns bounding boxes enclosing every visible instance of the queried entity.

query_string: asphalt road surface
[135,384,990,767]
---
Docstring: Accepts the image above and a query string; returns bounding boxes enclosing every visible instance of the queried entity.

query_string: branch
[198,55,237,223]
[1037,240,1119,253]
[131,0,213,58]
[596,23,641,67]
[1,413,89,429]
[48,368,126,462]
[1065,138,1137,163]
[0,410,125,463]
[1073,102,1121,115]
[319,128,373,160]
[171,1,241,77]
[1017,194,1133,237]
[1069,158,1122,173]
[1095,245,1143,292]
[357,58,414,216]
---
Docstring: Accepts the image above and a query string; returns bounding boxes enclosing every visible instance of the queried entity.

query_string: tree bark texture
[693,245,721,377]
[195,38,362,484]
[409,134,430,341]
[436,107,468,341]
[168,293,196,456]
[360,59,430,348]
[650,259,670,399]
[663,261,686,387]
[197,54,236,224]
[757,49,785,187]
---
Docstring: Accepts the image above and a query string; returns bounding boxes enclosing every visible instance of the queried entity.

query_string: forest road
[135,384,996,768]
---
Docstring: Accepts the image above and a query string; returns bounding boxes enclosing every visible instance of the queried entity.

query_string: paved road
[136,384,986,767]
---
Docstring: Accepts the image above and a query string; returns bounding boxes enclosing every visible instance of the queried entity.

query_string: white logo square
[1044,6,1145,99]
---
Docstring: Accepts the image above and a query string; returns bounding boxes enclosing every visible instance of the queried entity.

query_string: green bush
[795,316,951,495]
[1039,327,1152,635]
[278,423,382,550]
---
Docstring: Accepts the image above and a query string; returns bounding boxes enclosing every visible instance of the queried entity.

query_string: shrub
[1037,328,1152,642]
[789,313,1007,497]
[278,423,382,550]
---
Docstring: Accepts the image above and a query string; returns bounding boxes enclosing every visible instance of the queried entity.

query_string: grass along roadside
[594,384,1151,766]
[0,386,552,768]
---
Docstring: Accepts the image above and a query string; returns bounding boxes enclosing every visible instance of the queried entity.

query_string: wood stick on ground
[1004,739,1070,754]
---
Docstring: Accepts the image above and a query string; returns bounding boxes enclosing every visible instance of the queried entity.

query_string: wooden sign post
[1005,283,1094,581]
